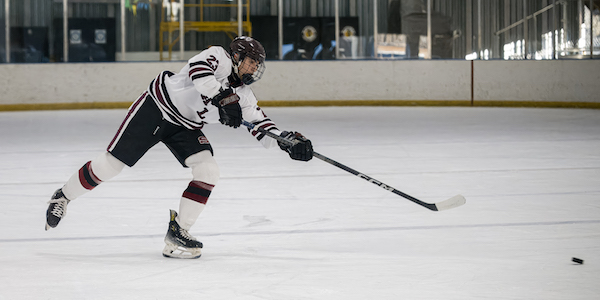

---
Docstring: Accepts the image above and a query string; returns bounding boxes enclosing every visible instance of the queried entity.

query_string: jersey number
[206,55,219,71]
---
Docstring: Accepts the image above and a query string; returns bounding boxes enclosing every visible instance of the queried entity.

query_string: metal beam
[478,0,482,57]
[427,0,432,59]
[5,0,9,63]
[523,0,528,58]
[591,0,595,58]
[238,0,242,36]
[180,0,184,60]
[278,0,282,60]
[466,0,472,55]
[553,0,558,59]
[64,0,68,62]
[335,0,340,59]
[121,0,126,60]
[495,1,562,36]
[372,0,377,59]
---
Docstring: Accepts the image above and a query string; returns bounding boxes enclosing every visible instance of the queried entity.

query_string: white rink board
[252,60,471,101]
[1,59,600,105]
[0,62,181,105]
[473,60,600,102]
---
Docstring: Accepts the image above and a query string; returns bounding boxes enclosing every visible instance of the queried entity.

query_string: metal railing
[159,0,251,61]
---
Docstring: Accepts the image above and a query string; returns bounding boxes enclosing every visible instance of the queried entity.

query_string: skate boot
[162,209,203,259]
[45,188,70,230]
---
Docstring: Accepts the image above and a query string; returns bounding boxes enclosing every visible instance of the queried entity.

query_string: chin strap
[232,60,240,75]
[230,56,249,86]
[230,54,258,86]
[241,74,255,85]
[228,72,243,88]
[229,67,255,86]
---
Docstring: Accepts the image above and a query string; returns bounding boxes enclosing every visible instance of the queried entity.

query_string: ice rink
[1,106,599,299]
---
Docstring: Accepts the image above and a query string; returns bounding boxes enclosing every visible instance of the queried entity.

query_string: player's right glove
[278,131,313,161]
[211,88,242,128]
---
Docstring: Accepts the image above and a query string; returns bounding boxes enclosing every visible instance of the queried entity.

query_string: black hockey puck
[572,257,584,264]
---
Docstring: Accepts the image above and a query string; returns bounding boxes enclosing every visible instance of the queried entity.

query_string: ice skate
[162,209,203,259]
[45,188,70,230]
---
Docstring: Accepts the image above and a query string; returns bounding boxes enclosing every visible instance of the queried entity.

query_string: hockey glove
[278,131,313,161]
[211,88,242,128]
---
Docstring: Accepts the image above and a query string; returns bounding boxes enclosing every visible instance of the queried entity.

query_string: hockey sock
[177,181,214,230]
[62,152,125,201]
[174,151,220,230]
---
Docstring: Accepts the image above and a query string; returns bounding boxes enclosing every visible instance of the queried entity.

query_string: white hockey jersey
[146,46,281,148]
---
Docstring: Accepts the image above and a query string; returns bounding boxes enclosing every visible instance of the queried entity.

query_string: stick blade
[434,194,466,211]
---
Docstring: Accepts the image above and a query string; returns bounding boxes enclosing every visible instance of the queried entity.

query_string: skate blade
[162,244,202,259]
[45,222,55,231]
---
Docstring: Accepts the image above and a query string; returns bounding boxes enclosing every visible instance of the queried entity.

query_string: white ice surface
[0,107,599,300]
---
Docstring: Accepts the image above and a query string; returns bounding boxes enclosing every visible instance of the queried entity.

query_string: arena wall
[0,59,599,110]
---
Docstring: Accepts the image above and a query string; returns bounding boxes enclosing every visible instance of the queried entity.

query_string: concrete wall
[0,59,599,109]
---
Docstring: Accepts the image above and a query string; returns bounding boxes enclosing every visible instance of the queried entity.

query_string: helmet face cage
[242,59,265,85]
[230,36,266,85]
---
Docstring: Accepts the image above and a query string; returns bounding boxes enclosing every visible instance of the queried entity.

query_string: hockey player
[45,36,313,259]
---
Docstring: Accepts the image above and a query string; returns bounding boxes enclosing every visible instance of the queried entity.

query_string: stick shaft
[312,152,437,210]
[242,120,462,211]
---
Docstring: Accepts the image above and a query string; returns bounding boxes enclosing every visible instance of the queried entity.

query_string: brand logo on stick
[358,173,394,191]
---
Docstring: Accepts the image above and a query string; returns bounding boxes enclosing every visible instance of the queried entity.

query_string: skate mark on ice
[292,218,332,227]
[243,215,272,227]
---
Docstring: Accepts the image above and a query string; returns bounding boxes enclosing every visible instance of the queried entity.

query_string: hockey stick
[242,120,466,211]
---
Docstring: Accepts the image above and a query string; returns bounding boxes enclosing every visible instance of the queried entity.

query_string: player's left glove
[211,88,242,128]
[278,131,313,161]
